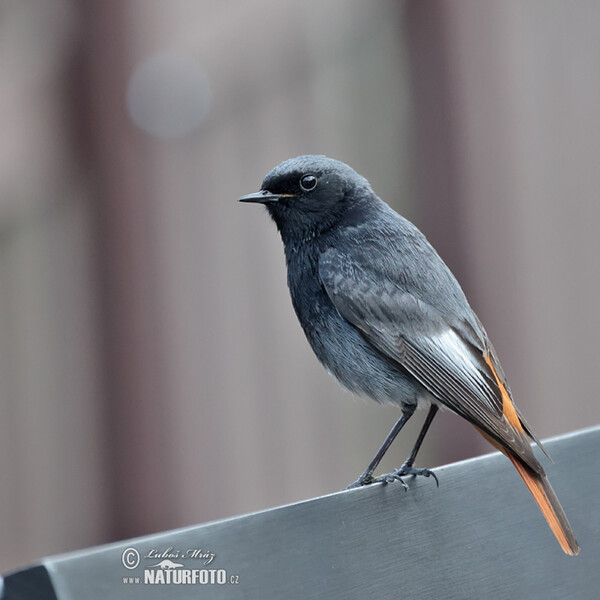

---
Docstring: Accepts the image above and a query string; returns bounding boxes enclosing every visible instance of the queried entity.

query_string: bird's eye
[300,174,318,192]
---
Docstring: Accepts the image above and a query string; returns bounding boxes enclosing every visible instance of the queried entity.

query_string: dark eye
[300,174,318,192]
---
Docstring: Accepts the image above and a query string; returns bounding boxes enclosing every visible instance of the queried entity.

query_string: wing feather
[319,246,542,473]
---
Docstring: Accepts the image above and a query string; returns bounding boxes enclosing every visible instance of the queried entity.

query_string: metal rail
[2,426,598,599]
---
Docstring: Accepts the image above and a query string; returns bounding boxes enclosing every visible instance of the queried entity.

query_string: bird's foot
[373,471,409,490]
[375,465,439,488]
[345,474,376,489]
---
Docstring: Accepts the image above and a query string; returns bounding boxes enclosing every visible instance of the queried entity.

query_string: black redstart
[239,155,579,555]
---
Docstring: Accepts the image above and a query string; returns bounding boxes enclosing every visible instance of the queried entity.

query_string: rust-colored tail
[481,353,579,555]
[505,452,580,555]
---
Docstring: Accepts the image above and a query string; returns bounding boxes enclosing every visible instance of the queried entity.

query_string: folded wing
[319,246,542,474]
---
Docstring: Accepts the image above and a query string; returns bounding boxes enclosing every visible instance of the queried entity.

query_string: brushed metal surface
[3,426,598,599]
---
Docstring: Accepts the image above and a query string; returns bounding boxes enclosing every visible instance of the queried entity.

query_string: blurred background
[1,0,600,572]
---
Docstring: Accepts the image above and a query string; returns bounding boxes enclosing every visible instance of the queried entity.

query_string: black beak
[238,190,282,204]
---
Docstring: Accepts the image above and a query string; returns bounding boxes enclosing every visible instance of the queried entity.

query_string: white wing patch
[423,328,499,411]
[435,329,480,371]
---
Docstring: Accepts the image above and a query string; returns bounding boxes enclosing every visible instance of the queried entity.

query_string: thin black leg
[402,404,439,469]
[346,405,416,489]
[385,404,440,487]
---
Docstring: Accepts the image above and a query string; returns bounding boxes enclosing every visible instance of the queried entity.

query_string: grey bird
[239,155,579,555]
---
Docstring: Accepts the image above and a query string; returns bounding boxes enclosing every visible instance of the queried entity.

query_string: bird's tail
[504,451,580,556]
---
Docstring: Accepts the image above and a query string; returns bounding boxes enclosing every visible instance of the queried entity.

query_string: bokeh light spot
[126,51,211,139]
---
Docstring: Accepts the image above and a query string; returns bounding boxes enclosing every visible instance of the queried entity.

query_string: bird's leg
[346,405,416,489]
[383,404,440,487]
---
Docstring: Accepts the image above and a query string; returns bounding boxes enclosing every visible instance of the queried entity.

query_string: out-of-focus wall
[1,0,600,575]
[0,1,108,571]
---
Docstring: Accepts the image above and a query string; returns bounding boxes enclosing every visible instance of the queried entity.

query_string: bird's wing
[319,246,543,473]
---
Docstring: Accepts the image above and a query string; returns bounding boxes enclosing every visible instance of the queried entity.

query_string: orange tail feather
[505,452,579,555]
[482,354,579,555]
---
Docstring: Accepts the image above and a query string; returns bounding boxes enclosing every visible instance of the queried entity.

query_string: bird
[239,155,579,556]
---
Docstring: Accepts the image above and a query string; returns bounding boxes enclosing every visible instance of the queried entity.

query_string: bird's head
[239,155,374,242]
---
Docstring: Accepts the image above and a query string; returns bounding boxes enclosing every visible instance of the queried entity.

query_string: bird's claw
[397,466,439,487]
[345,474,375,489]
[375,466,439,489]
[347,466,438,491]
[374,472,409,490]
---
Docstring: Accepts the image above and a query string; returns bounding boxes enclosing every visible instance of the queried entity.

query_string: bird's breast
[284,247,423,406]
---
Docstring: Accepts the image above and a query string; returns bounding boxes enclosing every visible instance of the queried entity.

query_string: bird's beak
[238,190,282,204]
